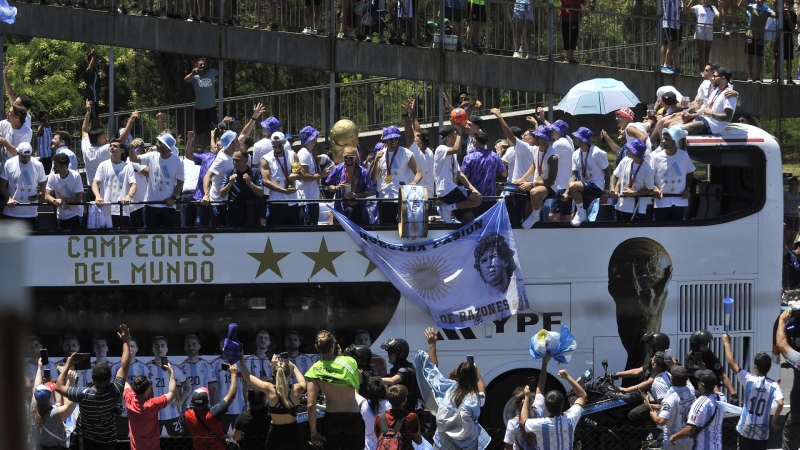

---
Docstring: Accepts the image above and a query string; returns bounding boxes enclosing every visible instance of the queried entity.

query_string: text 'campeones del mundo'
[67,235,216,285]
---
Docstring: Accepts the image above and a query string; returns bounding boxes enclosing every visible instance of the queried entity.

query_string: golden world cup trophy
[329,119,359,164]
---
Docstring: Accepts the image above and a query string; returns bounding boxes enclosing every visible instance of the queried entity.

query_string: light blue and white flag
[0,0,16,24]
[334,201,528,329]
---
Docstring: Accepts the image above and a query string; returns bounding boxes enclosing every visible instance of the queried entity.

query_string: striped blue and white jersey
[111,360,149,417]
[210,357,246,415]
[179,359,217,409]
[737,370,783,440]
[244,355,274,382]
[687,394,723,450]
[28,361,58,383]
[658,385,695,449]
[289,354,314,384]
[524,404,583,450]
[146,361,186,421]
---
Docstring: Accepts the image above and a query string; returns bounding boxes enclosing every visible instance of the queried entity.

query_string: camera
[211,121,228,134]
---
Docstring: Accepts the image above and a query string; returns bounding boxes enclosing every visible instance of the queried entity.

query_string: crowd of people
[0,54,751,230]
[25,309,800,450]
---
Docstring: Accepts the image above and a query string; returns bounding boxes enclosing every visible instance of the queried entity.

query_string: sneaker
[788,79,797,85]
[439,203,457,223]
[521,210,540,229]
[771,78,779,85]
[252,22,261,29]
[303,27,312,35]
[746,77,754,82]
[660,66,674,74]
[672,68,682,75]
[187,14,198,21]
[570,209,586,227]
[513,51,522,58]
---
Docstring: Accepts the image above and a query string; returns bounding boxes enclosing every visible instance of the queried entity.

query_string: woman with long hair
[359,375,391,450]
[414,351,490,450]
[503,387,539,450]
[29,361,78,450]
[239,353,307,450]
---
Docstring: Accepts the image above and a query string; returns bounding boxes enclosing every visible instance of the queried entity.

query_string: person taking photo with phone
[54,324,133,450]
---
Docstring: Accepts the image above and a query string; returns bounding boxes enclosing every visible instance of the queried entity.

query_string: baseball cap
[17,142,33,156]
[694,369,718,387]
[191,387,210,408]
[34,384,54,404]
[271,131,286,143]
[438,125,455,138]
[616,107,635,122]
[468,115,484,128]
[661,91,678,106]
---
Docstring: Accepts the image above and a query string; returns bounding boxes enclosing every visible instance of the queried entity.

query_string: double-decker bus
[25,123,780,430]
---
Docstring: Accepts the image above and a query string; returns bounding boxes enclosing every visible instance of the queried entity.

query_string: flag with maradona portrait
[333,201,528,329]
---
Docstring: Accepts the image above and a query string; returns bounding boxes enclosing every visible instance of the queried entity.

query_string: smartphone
[221,363,230,371]
[40,349,49,366]
[43,369,51,382]
[467,355,474,364]
[664,348,673,361]
[280,352,289,360]
[73,353,91,371]
[160,357,169,368]
[693,351,704,365]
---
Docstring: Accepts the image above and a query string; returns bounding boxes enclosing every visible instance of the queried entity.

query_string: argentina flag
[0,0,16,24]
[334,201,528,329]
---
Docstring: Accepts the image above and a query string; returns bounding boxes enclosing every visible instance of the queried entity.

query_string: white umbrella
[555,78,641,115]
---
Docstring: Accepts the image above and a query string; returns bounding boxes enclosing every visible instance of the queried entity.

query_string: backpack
[377,412,406,450]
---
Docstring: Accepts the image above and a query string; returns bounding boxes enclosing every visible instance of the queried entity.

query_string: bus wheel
[480,368,565,429]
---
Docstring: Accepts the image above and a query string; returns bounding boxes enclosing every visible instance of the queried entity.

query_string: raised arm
[424,327,439,366]
[164,364,178,403]
[721,333,741,374]
[3,61,15,107]
[559,369,586,406]
[777,310,795,359]
[491,108,517,146]
[537,353,551,396]
[239,103,265,146]
[116,324,132,382]
[54,353,75,397]
[119,111,139,144]
[184,132,196,161]
[238,355,276,394]
[81,101,93,139]
[156,112,165,135]
[224,365,239,406]
[402,99,415,148]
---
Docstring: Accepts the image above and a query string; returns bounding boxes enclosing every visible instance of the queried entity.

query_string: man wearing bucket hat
[567,127,610,226]
[0,141,46,228]
[514,125,559,229]
[369,125,422,224]
[549,119,575,222]
[201,130,239,227]
[609,139,654,222]
[260,130,301,226]
[296,125,330,226]
[651,125,696,221]
[128,132,185,228]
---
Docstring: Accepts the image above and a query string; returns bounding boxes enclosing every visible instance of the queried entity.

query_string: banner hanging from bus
[333,201,529,329]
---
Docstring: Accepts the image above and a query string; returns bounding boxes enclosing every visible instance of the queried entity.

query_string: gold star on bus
[357,251,378,276]
[248,238,290,278]
[303,237,345,278]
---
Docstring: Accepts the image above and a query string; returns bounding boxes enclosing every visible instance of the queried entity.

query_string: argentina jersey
[211,357,246,415]
[245,355,274,382]
[289,354,314,384]
[147,362,186,421]
[737,371,783,440]
[112,360,149,417]
[687,394,723,450]
[658,386,695,448]
[179,359,217,410]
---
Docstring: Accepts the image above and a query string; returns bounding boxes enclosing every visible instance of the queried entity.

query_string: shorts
[579,182,604,207]
[662,27,681,43]
[267,422,302,450]
[440,186,469,205]
[193,107,217,134]
[443,3,464,21]
[561,21,580,50]
[693,116,712,134]
[513,3,533,20]
[543,186,559,200]
[694,23,713,41]
[469,3,486,22]
[550,188,573,214]
[304,0,322,6]
[746,37,765,56]
[255,196,268,219]
[320,412,365,450]
[774,37,794,60]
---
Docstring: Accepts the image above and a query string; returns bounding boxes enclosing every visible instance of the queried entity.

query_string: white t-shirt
[129,162,148,212]
[696,80,715,103]
[93,160,137,216]
[736,370,783,440]
[704,88,737,135]
[46,169,84,220]
[552,137,573,190]
[358,396,391,450]
[657,386,695,449]
[182,158,200,194]
[504,140,534,183]
[613,157,655,214]
[693,4,717,26]
[139,152,184,208]
[434,144,460,196]
[0,156,46,218]
[0,120,33,167]
[651,371,672,401]
[296,147,320,201]
[524,404,583,450]
[263,150,299,205]
[81,138,111,189]
[408,142,435,195]
[208,151,234,202]
[650,148,697,208]
[377,147,415,199]
[501,147,516,183]
[55,147,78,171]
[571,146,609,189]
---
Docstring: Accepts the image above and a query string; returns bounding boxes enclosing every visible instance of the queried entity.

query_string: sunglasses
[384,138,399,142]
[343,155,356,160]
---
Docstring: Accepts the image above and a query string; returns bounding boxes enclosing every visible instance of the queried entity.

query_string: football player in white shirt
[722,333,784,445]
[567,127,610,226]
[45,152,84,229]
[610,139,655,222]
[245,330,275,383]
[652,126,696,221]
[147,336,190,436]
[179,334,218,410]
[520,367,586,450]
